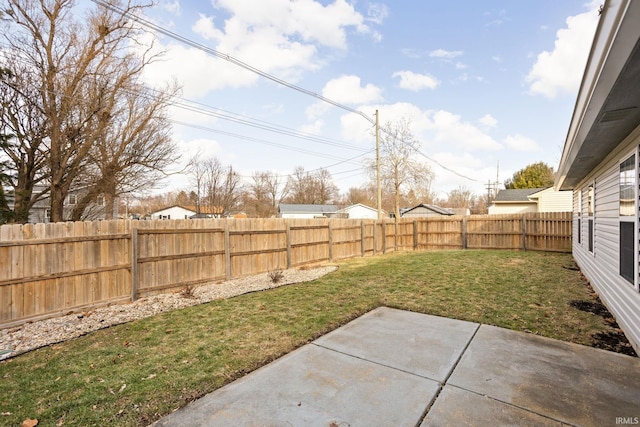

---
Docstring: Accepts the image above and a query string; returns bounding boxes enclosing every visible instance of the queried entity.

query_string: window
[577,191,582,244]
[619,154,636,284]
[586,184,594,253]
[68,194,77,205]
[96,196,105,207]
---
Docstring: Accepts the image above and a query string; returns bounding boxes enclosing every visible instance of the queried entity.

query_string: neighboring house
[334,203,380,219]
[184,205,223,219]
[148,205,223,220]
[488,188,572,214]
[4,184,113,223]
[401,204,454,218]
[149,205,195,220]
[277,204,338,218]
[555,0,640,353]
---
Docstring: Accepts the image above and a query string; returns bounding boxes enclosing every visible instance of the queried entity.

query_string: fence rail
[0,212,572,328]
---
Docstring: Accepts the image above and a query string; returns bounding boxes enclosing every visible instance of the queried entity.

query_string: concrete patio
[152,307,640,426]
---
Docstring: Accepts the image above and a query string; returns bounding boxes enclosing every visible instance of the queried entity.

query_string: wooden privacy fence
[0,212,571,327]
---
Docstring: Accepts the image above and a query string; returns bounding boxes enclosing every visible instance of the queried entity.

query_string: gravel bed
[0,265,338,360]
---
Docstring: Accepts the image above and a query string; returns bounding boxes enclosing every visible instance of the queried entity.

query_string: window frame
[619,149,638,290]
[585,182,595,254]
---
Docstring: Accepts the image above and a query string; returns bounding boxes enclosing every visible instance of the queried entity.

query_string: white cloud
[212,0,371,51]
[526,5,599,98]
[431,111,502,151]
[323,75,383,104]
[160,0,181,15]
[429,151,493,195]
[504,134,539,151]
[141,0,383,97]
[366,3,389,25]
[192,14,223,40]
[392,70,439,91]
[299,119,325,135]
[307,75,383,118]
[139,38,259,98]
[338,104,500,156]
[429,49,463,59]
[479,114,498,128]
[339,102,430,144]
[401,48,422,59]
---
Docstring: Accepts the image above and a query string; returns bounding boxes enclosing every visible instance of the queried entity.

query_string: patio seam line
[442,384,582,427]
[413,322,481,427]
[309,342,441,382]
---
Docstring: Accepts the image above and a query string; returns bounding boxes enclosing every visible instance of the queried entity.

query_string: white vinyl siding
[572,130,640,354]
[536,189,573,212]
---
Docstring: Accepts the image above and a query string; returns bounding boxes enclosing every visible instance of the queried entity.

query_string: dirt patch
[569,281,637,357]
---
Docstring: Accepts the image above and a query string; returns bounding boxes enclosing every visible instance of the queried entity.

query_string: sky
[134,0,601,200]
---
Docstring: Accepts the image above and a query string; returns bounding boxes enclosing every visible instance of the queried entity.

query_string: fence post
[382,220,387,254]
[328,221,333,262]
[130,226,139,302]
[225,222,231,280]
[361,220,365,257]
[286,223,292,268]
[413,220,418,250]
[462,217,467,250]
[522,216,527,251]
[394,221,398,252]
[373,221,377,256]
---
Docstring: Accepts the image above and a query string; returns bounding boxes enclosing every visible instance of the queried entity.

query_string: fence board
[0,212,572,327]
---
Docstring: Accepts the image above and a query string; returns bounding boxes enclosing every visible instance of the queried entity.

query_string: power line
[91,0,376,125]
[6,4,478,186]
[0,50,368,155]
[172,119,371,165]
[89,2,477,182]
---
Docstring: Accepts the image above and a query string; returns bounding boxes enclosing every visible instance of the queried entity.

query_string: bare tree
[445,186,475,209]
[245,171,287,217]
[284,166,338,205]
[0,66,49,223]
[3,0,166,222]
[188,156,243,217]
[344,185,376,207]
[68,84,178,220]
[368,119,435,219]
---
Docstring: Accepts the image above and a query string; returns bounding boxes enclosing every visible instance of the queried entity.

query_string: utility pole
[375,109,382,219]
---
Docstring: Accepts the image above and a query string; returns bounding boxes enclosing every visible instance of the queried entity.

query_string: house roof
[182,205,223,214]
[402,204,454,216]
[150,204,223,215]
[335,203,379,214]
[149,205,194,215]
[278,204,339,214]
[493,188,545,203]
[556,0,640,190]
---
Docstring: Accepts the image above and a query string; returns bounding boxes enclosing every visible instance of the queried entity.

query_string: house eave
[556,0,640,190]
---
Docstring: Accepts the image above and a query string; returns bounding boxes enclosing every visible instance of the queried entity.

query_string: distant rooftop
[493,188,546,203]
[278,204,339,214]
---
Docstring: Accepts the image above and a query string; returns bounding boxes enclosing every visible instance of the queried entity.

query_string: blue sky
[139,0,600,199]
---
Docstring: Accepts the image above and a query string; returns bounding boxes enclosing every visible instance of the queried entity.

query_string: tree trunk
[104,192,116,220]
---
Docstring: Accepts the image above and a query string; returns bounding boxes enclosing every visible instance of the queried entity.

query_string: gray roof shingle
[493,188,546,202]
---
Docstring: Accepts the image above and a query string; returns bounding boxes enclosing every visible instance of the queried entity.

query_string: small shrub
[180,284,196,298]
[268,269,285,284]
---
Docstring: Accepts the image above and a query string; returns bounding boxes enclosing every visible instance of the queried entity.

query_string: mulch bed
[569,273,637,357]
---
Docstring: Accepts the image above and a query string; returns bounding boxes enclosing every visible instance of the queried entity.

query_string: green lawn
[0,250,620,426]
